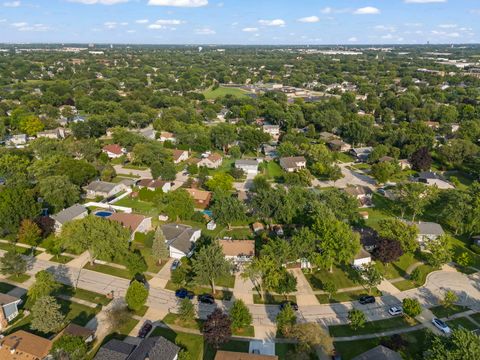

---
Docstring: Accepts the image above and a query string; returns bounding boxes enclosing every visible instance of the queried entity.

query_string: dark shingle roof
[128,336,180,360]
[94,339,135,360]
[161,223,199,255]
[51,204,87,225]
[352,345,402,360]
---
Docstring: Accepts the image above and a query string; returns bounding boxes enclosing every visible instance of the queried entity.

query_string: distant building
[185,188,212,209]
[8,134,27,147]
[215,350,278,360]
[352,247,372,269]
[94,338,135,360]
[102,144,126,158]
[159,131,176,143]
[128,336,180,360]
[219,239,255,263]
[37,128,66,140]
[0,330,53,360]
[344,186,373,207]
[279,156,306,172]
[109,213,152,239]
[161,223,202,259]
[350,147,373,162]
[352,345,402,360]
[84,181,127,199]
[262,124,281,141]
[411,221,444,248]
[192,153,223,169]
[328,139,351,152]
[235,159,259,175]
[172,149,189,164]
[0,293,21,329]
[51,204,88,233]
[137,179,171,193]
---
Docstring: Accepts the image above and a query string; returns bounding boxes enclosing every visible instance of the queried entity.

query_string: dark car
[359,295,376,305]
[280,301,299,311]
[171,259,181,271]
[138,322,153,338]
[198,294,215,304]
[175,288,194,300]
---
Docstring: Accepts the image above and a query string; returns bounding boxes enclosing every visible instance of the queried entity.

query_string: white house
[37,128,66,140]
[193,153,223,169]
[8,134,27,147]
[412,221,445,248]
[352,248,372,269]
[235,159,259,175]
[219,239,255,264]
[84,181,127,199]
[0,293,22,329]
[279,156,307,172]
[263,124,280,141]
[159,131,176,143]
[51,204,88,233]
[350,147,373,162]
[172,149,189,164]
[137,179,171,193]
[102,144,126,159]
[161,223,202,259]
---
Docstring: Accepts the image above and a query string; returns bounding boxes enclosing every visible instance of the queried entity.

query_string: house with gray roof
[352,345,402,360]
[51,204,88,233]
[128,336,180,360]
[410,221,444,248]
[0,293,22,330]
[235,159,259,175]
[94,339,135,360]
[161,223,201,259]
[279,156,306,172]
[84,181,127,199]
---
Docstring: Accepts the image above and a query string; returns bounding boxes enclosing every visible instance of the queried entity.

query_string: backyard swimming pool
[94,210,114,218]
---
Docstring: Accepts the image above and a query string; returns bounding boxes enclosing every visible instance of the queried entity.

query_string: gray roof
[352,345,402,360]
[161,223,199,255]
[235,159,258,167]
[279,156,306,169]
[85,181,118,193]
[51,204,87,225]
[94,339,135,360]
[418,171,444,180]
[416,221,444,236]
[128,336,180,360]
[354,247,372,260]
[0,293,20,306]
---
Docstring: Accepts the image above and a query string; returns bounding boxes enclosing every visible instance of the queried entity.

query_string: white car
[432,318,451,334]
[388,306,403,316]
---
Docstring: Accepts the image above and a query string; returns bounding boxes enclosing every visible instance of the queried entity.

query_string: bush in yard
[471,244,480,255]
[28,270,61,304]
[323,280,338,300]
[0,250,27,277]
[125,280,149,312]
[441,290,459,317]
[171,265,188,286]
[125,250,148,276]
[51,334,88,360]
[403,297,422,318]
[348,309,366,330]
[381,334,407,351]
[276,303,297,337]
[229,299,252,330]
[409,267,421,283]
[179,298,195,321]
[203,308,232,349]
[31,295,65,333]
[455,252,472,268]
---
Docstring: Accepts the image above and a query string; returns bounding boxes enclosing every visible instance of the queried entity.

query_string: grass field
[430,304,470,319]
[375,253,422,280]
[203,86,249,100]
[49,254,74,264]
[7,274,30,283]
[304,265,360,291]
[84,263,133,280]
[151,326,204,360]
[253,293,296,305]
[163,312,204,331]
[329,316,418,337]
[446,317,479,331]
[114,198,158,216]
[317,288,382,304]
[393,264,437,291]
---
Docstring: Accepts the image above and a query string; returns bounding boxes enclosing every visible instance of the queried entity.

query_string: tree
[395,182,436,220]
[0,186,40,234]
[38,175,80,213]
[323,280,338,301]
[288,323,334,356]
[441,290,459,317]
[402,297,422,318]
[60,216,129,265]
[425,234,452,268]
[359,263,383,294]
[104,306,131,333]
[0,251,27,277]
[371,161,398,184]
[203,308,232,349]
[410,147,432,171]
[51,335,88,360]
[455,252,472,268]
[31,295,65,333]
[241,257,268,300]
[192,242,232,294]
[424,327,480,360]
[160,189,195,221]
[374,238,403,265]
[152,227,170,264]
[125,250,148,276]
[28,270,60,304]
[348,309,366,330]
[211,123,236,153]
[205,173,234,192]
[151,160,177,181]
[17,219,42,246]
[274,270,297,298]
[229,299,252,330]
[211,194,246,229]
[276,303,297,336]
[179,298,195,321]
[125,280,149,312]
[377,219,418,253]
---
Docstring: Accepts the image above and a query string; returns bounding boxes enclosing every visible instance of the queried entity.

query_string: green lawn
[49,255,74,264]
[7,273,30,283]
[335,152,355,163]
[207,157,235,176]
[84,263,133,280]
[204,340,250,360]
[253,293,296,305]
[276,343,297,360]
[163,312,204,331]
[203,86,249,100]
[151,326,204,360]
[430,305,470,319]
[393,264,437,291]
[304,266,360,291]
[329,316,418,337]
[114,198,158,216]
[232,325,255,337]
[57,285,112,307]
[263,161,284,181]
[0,281,16,293]
[446,317,478,331]
[0,242,42,256]
[317,288,382,304]
[375,253,422,280]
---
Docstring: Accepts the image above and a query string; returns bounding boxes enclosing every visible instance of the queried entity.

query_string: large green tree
[31,295,65,333]
[0,186,40,234]
[28,270,60,304]
[211,194,246,229]
[192,241,232,294]
[0,251,27,277]
[125,280,149,312]
[38,175,80,213]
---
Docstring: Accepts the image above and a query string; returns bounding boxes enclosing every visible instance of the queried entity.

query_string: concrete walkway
[377,279,401,295]
[58,294,98,308]
[290,268,320,306]
[66,251,91,269]
[233,273,254,305]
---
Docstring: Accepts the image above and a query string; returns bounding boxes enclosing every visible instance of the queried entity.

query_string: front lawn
[114,198,158,216]
[317,288,382,304]
[202,86,249,100]
[329,316,418,337]
[84,263,133,280]
[446,317,478,331]
[393,264,437,291]
[49,254,74,264]
[375,253,423,280]
[276,343,297,360]
[163,312,204,331]
[59,285,112,307]
[263,161,284,181]
[0,242,42,256]
[151,326,204,360]
[253,293,296,305]
[430,304,470,319]
[232,325,254,337]
[304,265,360,291]
[7,273,30,283]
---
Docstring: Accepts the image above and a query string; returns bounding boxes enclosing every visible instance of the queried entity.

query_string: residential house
[355,227,380,252]
[172,149,189,164]
[262,124,281,141]
[344,186,373,207]
[109,213,152,239]
[235,159,259,175]
[0,293,21,329]
[37,128,66,140]
[378,156,395,163]
[161,223,202,259]
[417,171,454,190]
[352,247,372,269]
[56,323,95,343]
[252,222,265,233]
[328,139,352,152]
[0,330,53,360]
[279,156,307,172]
[350,147,373,162]
[219,239,255,263]
[185,188,212,209]
[94,339,135,360]
[398,159,411,170]
[207,220,217,230]
[159,131,176,143]
[352,345,402,360]
[412,221,445,248]
[8,134,27,147]
[84,181,127,199]
[425,121,440,130]
[319,131,337,142]
[262,144,278,159]
[135,126,156,140]
[194,153,223,169]
[51,204,88,233]
[128,336,180,360]
[137,179,171,193]
[102,144,126,158]
[215,351,278,360]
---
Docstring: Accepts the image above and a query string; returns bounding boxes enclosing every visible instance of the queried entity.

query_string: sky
[0,0,479,45]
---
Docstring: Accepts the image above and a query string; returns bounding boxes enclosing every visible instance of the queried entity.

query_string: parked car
[388,306,403,316]
[175,288,194,300]
[171,259,181,271]
[138,322,152,338]
[432,318,451,334]
[280,301,299,311]
[359,296,376,305]
[198,294,215,304]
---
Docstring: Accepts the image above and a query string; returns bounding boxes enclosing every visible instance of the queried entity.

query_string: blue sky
[1,0,479,44]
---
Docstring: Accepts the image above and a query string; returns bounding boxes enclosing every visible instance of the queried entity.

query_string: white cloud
[15,23,50,32]
[153,19,184,25]
[354,6,380,15]
[242,27,258,32]
[126,29,136,33]
[3,1,20,7]
[320,7,332,14]
[148,24,163,29]
[11,21,27,27]
[405,0,446,3]
[431,30,460,37]
[259,19,285,27]
[438,24,457,28]
[298,16,319,23]
[195,27,215,35]
[348,37,358,42]
[148,0,208,7]
[68,0,129,4]
[375,25,396,32]
[135,19,149,24]
[104,21,117,29]
[0,19,6,22]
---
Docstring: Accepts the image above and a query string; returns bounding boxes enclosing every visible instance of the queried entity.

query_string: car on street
[138,322,153,338]
[280,301,299,311]
[171,259,181,271]
[359,295,376,305]
[432,318,451,334]
[388,306,403,316]
[175,288,194,300]
[198,294,215,304]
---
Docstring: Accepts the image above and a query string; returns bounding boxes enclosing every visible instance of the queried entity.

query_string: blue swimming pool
[95,211,113,218]
[202,210,213,217]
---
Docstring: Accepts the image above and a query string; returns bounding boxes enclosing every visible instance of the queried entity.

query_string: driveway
[314,163,376,189]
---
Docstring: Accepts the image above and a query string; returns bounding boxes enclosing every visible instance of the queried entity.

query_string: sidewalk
[290,268,319,306]
[233,272,254,304]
